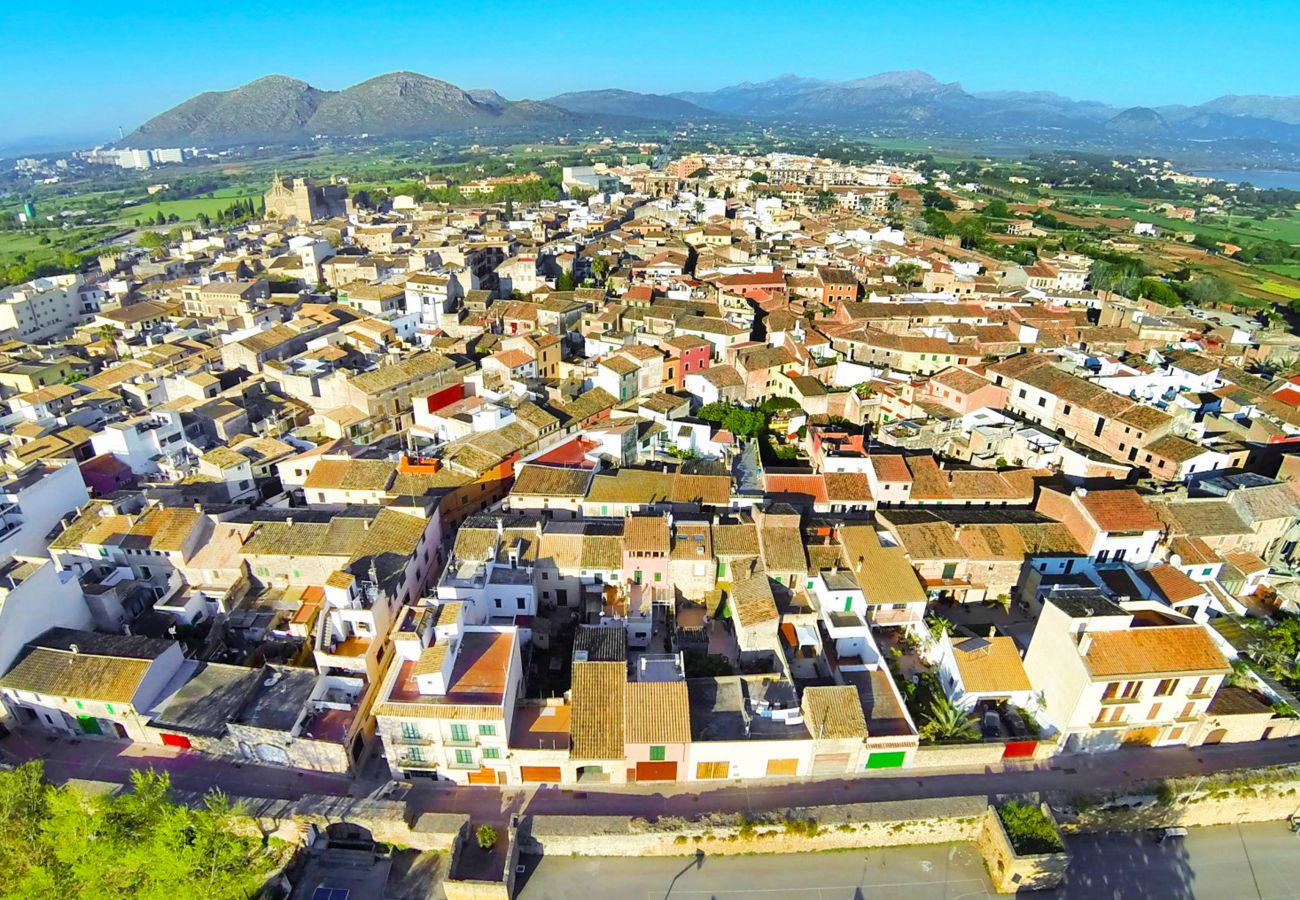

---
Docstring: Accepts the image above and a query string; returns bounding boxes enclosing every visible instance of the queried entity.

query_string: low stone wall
[1055,772,1300,833]
[172,791,466,852]
[977,805,1069,894]
[520,796,988,857]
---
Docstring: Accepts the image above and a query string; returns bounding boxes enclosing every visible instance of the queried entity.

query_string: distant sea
[1192,169,1300,190]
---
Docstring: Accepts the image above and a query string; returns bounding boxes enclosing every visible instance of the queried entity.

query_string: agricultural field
[116,192,261,225]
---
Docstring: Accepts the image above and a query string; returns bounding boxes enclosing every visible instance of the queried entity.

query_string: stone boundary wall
[519,796,989,857]
[1054,773,1300,833]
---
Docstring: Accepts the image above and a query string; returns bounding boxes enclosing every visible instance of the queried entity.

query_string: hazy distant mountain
[130,75,327,144]
[1104,107,1172,136]
[127,72,577,145]
[1197,94,1300,125]
[546,89,709,120]
[672,69,1116,129]
[972,89,1119,124]
[125,68,1300,151]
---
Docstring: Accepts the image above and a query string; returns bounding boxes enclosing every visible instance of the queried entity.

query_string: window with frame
[649,745,666,761]
[482,747,500,760]
[1154,679,1178,697]
[450,723,470,742]
[454,748,473,766]
[479,724,495,736]
[401,721,420,740]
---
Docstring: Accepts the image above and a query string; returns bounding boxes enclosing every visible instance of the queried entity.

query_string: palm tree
[921,696,979,743]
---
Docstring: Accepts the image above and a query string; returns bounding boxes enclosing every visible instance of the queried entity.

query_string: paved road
[517,842,994,900]
[517,822,1300,900]
[8,728,1300,826]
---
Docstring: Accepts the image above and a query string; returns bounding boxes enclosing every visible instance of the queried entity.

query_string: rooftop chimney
[1078,632,1093,656]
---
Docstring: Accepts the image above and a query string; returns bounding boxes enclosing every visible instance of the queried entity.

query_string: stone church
[264,175,350,223]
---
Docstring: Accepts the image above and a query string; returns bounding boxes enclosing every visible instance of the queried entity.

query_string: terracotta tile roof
[840,524,927,606]
[801,685,867,739]
[870,454,912,483]
[728,558,779,627]
[951,636,1032,694]
[623,515,670,553]
[1083,625,1229,678]
[624,681,691,744]
[1079,490,1162,533]
[1141,564,1206,605]
[0,650,151,703]
[570,660,626,759]
[512,465,593,498]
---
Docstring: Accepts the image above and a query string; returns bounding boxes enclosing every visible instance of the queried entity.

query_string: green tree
[137,231,166,252]
[590,255,610,282]
[556,267,575,291]
[983,198,1011,219]
[0,763,282,899]
[889,262,923,289]
[1137,277,1183,308]
[1185,273,1233,306]
[476,824,498,850]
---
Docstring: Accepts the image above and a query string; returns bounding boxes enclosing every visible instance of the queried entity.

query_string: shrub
[476,824,498,850]
[996,801,1063,855]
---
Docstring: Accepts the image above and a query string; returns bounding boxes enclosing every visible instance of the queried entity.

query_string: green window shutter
[482,747,500,760]
[649,745,665,761]
[717,562,726,578]
[654,572,662,582]
[478,724,495,736]
[106,704,115,715]
[75,701,83,710]
[401,722,419,740]
[450,723,469,742]
[455,748,473,765]
[408,746,423,762]
[635,570,643,584]
[844,597,853,613]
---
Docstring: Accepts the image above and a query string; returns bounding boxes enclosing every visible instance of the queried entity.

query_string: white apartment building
[0,273,88,341]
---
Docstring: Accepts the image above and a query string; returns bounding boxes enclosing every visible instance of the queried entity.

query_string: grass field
[1258,280,1300,300]
[116,192,261,224]
[1262,264,1300,278]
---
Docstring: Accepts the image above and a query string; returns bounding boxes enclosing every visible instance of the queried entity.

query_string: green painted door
[77,716,101,736]
[866,751,906,769]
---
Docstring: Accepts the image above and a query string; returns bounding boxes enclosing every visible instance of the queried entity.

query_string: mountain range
[125,69,1300,150]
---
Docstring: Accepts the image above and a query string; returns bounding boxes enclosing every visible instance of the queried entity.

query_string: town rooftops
[1078,489,1162,533]
[570,660,626,759]
[951,636,1032,693]
[624,680,691,744]
[1082,625,1229,678]
[0,628,173,704]
[802,684,867,739]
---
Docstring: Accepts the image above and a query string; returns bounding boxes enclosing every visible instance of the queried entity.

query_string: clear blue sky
[5,0,1299,144]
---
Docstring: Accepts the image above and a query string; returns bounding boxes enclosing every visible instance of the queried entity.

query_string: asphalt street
[517,821,1300,900]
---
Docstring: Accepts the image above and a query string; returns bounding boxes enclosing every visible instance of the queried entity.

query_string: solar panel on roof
[311,888,349,900]
[956,637,990,653]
